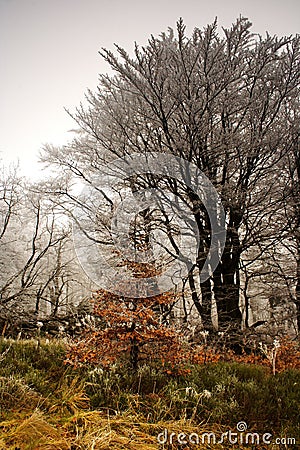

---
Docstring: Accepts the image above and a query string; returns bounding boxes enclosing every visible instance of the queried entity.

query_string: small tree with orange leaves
[65,264,186,372]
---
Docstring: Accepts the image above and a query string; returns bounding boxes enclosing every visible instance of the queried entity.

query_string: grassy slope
[0,339,299,449]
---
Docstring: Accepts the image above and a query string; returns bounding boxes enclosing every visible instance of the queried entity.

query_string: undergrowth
[0,338,299,449]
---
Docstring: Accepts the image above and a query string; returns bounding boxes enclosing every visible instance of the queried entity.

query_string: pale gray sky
[0,0,299,178]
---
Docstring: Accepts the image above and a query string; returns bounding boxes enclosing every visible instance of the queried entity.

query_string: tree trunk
[130,337,139,372]
[296,240,300,333]
[214,213,242,330]
[200,277,213,330]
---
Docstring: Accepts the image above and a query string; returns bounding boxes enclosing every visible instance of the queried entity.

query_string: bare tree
[281,96,300,332]
[0,172,92,326]
[41,18,300,334]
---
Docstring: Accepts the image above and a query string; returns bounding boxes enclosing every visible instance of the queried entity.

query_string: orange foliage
[175,339,300,374]
[188,339,300,373]
[189,345,223,365]
[233,339,300,373]
[65,282,187,371]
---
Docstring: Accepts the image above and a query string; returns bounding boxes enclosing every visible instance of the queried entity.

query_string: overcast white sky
[0,0,299,179]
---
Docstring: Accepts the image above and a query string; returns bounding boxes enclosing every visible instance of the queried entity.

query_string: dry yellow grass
[0,410,69,449]
[1,409,283,449]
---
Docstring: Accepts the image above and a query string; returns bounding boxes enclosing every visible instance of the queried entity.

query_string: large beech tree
[42,18,300,332]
